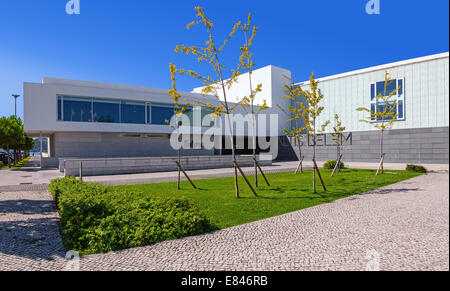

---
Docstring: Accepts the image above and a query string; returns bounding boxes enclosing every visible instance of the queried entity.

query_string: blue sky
[0,0,448,119]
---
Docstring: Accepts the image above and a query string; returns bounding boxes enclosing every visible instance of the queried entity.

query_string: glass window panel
[181,107,194,126]
[377,102,396,121]
[398,79,403,96]
[371,103,376,121]
[63,96,92,122]
[121,101,145,124]
[370,84,375,100]
[376,79,397,97]
[57,96,62,121]
[146,104,151,124]
[151,103,174,125]
[398,100,404,119]
[201,108,215,127]
[93,99,120,123]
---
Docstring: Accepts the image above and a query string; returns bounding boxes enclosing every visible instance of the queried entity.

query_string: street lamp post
[12,94,20,117]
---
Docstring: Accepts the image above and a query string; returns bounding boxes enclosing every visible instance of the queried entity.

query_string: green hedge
[323,160,345,170]
[49,177,216,255]
[406,164,427,173]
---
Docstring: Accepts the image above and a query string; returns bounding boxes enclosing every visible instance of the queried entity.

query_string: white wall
[193,65,293,136]
[297,53,449,133]
[23,78,224,136]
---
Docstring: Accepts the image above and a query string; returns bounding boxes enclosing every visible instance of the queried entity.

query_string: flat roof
[39,77,205,99]
[295,52,449,85]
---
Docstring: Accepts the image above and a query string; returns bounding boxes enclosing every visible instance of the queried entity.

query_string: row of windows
[369,78,405,121]
[57,96,214,127]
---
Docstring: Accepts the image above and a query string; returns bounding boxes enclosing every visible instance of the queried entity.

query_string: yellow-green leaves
[330,114,346,145]
[300,73,330,136]
[277,83,307,138]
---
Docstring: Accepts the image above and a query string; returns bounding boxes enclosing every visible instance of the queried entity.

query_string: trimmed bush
[49,177,216,255]
[0,161,3,168]
[406,164,427,173]
[323,160,345,170]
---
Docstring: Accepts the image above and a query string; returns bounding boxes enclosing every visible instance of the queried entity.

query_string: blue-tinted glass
[151,104,174,125]
[57,97,62,121]
[371,103,376,121]
[398,100,404,119]
[201,108,215,127]
[63,97,92,122]
[370,84,375,100]
[182,107,194,126]
[376,79,397,96]
[121,101,145,124]
[398,79,403,96]
[377,102,396,121]
[147,104,151,124]
[93,99,120,123]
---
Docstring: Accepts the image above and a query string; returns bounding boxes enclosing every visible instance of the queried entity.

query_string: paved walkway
[0,171,448,271]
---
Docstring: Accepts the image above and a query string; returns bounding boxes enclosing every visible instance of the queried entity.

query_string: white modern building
[24,52,449,172]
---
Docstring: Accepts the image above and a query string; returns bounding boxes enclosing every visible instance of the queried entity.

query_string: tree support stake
[175,161,197,189]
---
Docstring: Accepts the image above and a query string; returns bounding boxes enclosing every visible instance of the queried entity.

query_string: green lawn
[0,156,31,170]
[116,169,422,229]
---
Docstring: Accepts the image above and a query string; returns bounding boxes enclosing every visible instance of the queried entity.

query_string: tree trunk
[297,136,303,173]
[313,117,317,193]
[253,112,258,188]
[226,114,239,198]
[177,147,181,190]
[380,129,384,175]
[6,144,11,168]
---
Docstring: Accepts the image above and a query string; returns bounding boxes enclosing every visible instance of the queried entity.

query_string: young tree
[277,83,307,174]
[238,13,268,187]
[357,71,400,175]
[0,116,25,168]
[168,7,257,198]
[330,113,346,176]
[300,73,330,193]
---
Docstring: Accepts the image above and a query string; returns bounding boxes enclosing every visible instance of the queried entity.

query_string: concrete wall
[293,127,449,164]
[52,132,214,158]
[62,155,272,177]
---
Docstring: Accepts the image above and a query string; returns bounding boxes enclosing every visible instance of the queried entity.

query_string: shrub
[49,177,215,255]
[406,164,427,173]
[0,161,3,168]
[323,160,345,169]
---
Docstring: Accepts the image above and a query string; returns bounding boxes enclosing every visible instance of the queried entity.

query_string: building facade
[23,52,449,168]
[296,52,449,164]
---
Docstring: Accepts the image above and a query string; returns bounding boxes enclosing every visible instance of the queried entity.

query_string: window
[151,103,174,125]
[201,108,215,127]
[121,101,145,124]
[62,96,92,122]
[93,99,120,123]
[177,106,215,127]
[370,78,405,121]
[57,96,210,126]
[57,96,62,121]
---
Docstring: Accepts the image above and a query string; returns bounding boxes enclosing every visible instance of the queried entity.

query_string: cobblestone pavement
[0,191,66,270]
[0,172,448,271]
